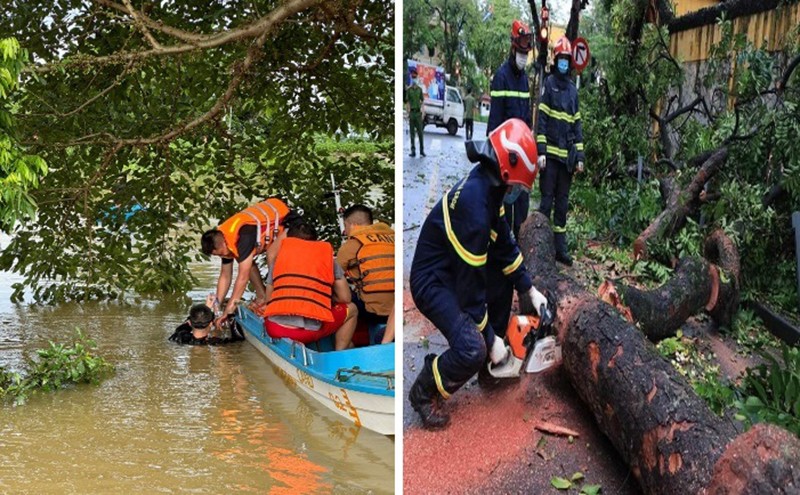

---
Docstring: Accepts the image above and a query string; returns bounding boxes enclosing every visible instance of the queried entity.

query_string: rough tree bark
[634,147,728,260]
[604,230,740,340]
[518,212,800,494]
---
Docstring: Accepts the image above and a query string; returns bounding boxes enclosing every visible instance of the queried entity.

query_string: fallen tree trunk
[518,212,800,494]
[604,230,740,340]
[634,147,728,260]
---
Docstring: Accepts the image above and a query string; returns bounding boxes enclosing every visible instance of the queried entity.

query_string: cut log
[634,147,728,260]
[517,212,800,494]
[607,230,740,340]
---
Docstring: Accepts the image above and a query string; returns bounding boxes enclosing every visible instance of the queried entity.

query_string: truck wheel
[447,119,458,136]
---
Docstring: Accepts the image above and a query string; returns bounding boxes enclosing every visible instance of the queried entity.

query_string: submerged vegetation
[0,330,114,405]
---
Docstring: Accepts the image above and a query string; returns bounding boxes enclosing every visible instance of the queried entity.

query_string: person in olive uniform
[406,67,426,157]
[462,89,476,140]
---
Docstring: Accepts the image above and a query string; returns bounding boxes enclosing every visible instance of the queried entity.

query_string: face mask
[557,58,570,75]
[411,77,417,84]
[515,52,528,71]
[504,185,524,204]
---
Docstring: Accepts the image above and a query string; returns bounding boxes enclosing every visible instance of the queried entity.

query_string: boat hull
[237,306,395,436]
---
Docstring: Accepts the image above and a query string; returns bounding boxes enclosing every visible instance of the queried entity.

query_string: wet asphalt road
[402,119,488,283]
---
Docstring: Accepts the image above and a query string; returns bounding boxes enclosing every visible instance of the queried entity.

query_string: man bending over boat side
[200,198,301,326]
[169,294,246,345]
[263,221,359,351]
[337,204,395,345]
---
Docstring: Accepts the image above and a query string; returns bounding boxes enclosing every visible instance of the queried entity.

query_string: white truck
[423,85,464,136]
[407,60,464,136]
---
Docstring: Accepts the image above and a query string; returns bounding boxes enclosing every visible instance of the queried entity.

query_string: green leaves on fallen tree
[736,344,800,437]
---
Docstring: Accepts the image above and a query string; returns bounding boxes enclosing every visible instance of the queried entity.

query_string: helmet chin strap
[465,140,504,186]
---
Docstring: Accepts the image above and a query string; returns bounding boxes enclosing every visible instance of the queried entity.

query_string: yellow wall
[673,0,720,17]
[669,3,800,62]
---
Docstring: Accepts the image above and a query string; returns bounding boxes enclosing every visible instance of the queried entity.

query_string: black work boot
[408,354,450,429]
[409,150,416,157]
[554,232,573,266]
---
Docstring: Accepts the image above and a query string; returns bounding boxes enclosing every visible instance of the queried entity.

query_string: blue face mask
[557,58,569,75]
[504,185,524,204]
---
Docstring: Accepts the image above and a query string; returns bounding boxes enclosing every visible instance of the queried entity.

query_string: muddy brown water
[0,237,394,494]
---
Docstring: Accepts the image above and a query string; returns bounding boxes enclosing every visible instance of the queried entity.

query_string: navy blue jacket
[536,73,584,164]
[487,57,532,134]
[410,165,533,336]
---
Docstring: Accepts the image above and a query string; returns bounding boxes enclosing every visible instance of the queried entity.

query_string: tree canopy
[0,0,394,302]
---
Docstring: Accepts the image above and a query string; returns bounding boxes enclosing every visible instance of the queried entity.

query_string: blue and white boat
[236,304,395,436]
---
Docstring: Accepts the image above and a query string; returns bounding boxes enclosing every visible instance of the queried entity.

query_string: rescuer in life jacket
[336,204,395,345]
[200,198,300,324]
[263,221,359,351]
[168,294,245,345]
[408,118,550,429]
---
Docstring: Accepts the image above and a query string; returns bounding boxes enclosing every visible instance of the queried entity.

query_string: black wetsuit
[168,321,245,345]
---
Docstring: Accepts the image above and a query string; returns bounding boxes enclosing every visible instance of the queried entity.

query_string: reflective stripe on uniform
[576,143,584,151]
[552,225,567,233]
[502,253,524,275]
[442,194,487,267]
[432,355,451,399]
[536,135,547,143]
[539,104,580,123]
[546,145,569,158]
[490,230,498,242]
[490,90,530,98]
[499,206,505,217]
[476,310,488,332]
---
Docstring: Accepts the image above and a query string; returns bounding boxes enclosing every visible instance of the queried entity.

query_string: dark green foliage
[736,344,800,436]
[0,1,394,302]
[0,329,115,406]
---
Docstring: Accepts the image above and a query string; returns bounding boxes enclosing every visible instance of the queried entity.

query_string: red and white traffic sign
[572,37,590,74]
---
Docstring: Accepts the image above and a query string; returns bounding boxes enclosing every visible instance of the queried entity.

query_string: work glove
[519,286,548,316]
[537,155,547,171]
[489,335,510,365]
[576,161,584,173]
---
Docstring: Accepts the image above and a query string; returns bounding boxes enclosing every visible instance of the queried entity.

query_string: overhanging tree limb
[30,0,325,72]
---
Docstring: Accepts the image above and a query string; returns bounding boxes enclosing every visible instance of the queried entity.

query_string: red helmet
[554,36,572,59]
[511,20,533,52]
[488,118,539,190]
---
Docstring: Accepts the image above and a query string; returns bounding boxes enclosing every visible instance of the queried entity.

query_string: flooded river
[0,238,394,494]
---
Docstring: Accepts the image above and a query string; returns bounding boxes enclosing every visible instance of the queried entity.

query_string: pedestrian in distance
[536,36,585,266]
[463,88,476,140]
[406,67,426,158]
[408,118,550,429]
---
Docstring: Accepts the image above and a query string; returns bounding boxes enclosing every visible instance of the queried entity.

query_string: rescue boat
[236,304,395,436]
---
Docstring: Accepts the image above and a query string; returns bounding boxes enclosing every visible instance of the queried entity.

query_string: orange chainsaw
[487,300,560,378]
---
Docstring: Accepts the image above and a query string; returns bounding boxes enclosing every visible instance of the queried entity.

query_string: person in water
[169,295,245,345]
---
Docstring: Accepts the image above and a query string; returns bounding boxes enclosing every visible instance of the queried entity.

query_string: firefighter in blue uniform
[536,36,585,266]
[483,20,534,373]
[408,119,549,429]
[487,19,533,235]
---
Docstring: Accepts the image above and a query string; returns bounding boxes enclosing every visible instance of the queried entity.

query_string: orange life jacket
[348,224,395,294]
[264,238,335,322]
[218,198,290,259]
